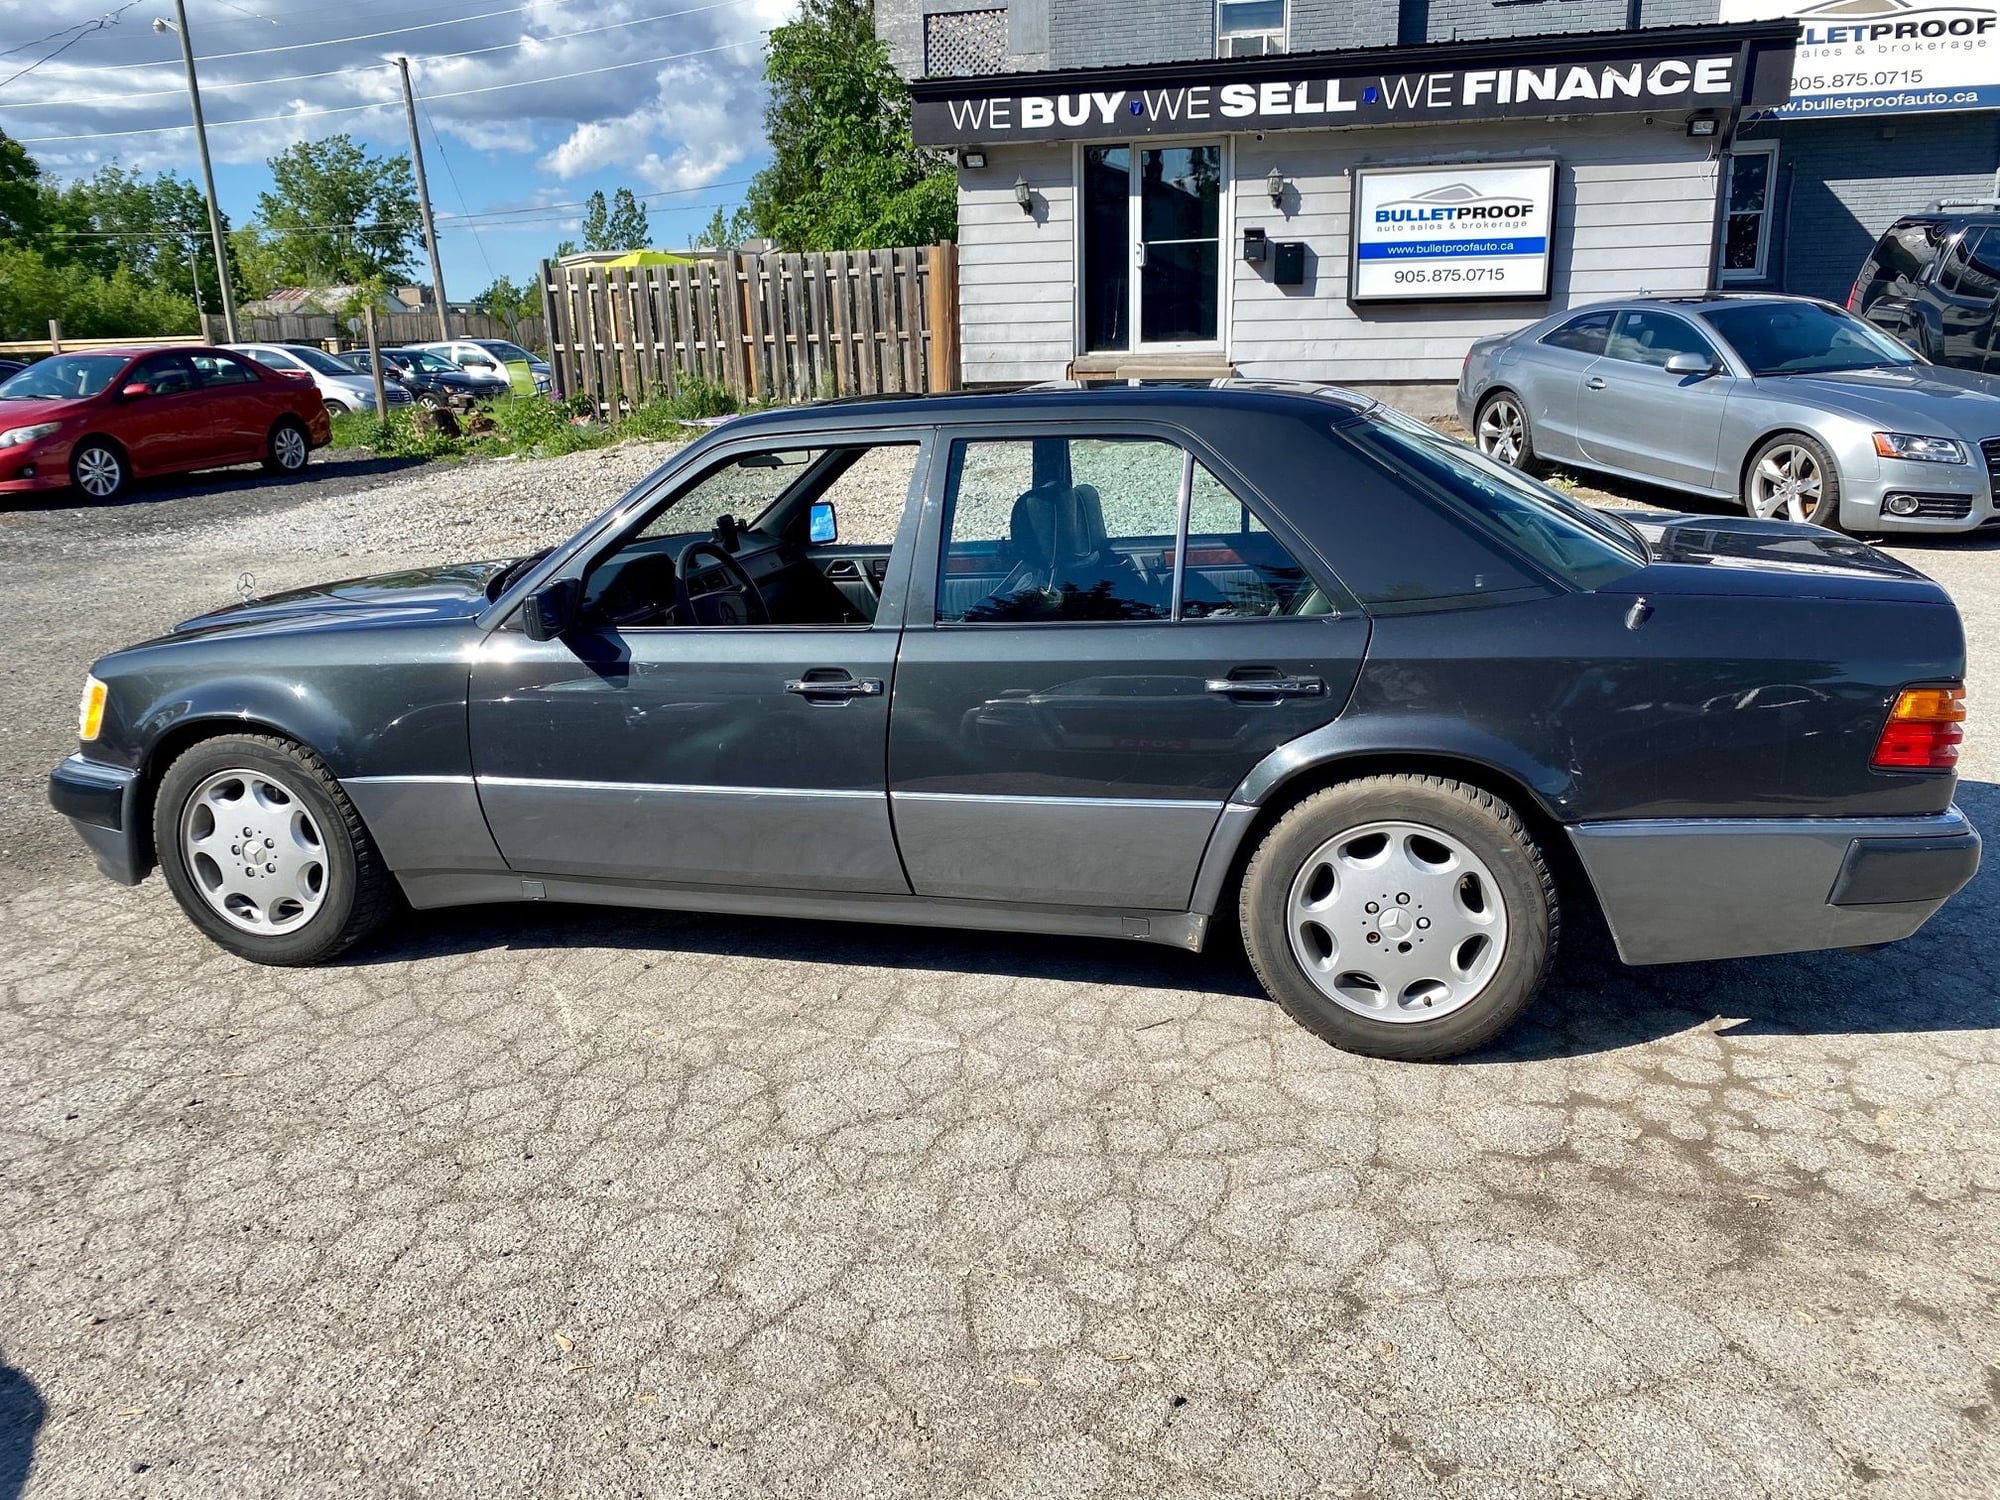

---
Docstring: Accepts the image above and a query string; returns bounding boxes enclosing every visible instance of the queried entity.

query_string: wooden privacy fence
[202,311,546,350]
[540,244,961,411]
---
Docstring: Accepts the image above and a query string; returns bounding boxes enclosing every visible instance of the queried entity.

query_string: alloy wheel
[274,425,309,471]
[74,445,122,498]
[180,769,329,935]
[1477,398,1525,466]
[1285,819,1510,1022]
[1749,443,1822,522]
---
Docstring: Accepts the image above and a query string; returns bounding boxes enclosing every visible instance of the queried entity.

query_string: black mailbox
[1241,226,1268,262]
[1273,240,1306,285]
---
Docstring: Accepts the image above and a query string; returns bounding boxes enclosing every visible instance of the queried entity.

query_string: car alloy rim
[181,769,329,935]
[76,447,121,497]
[275,426,308,469]
[1478,399,1524,465]
[1285,819,1509,1023]
[1751,444,1822,522]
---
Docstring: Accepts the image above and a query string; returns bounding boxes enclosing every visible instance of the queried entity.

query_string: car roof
[52,344,218,359]
[1549,292,1839,317]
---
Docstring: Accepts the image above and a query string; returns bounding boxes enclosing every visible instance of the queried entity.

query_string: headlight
[0,422,59,448]
[1873,432,1968,464]
[78,675,107,741]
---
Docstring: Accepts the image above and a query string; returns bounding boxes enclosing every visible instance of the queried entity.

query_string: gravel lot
[2,441,1997,1499]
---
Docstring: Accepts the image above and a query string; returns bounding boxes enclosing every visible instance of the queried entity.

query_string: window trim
[1215,0,1288,56]
[1719,140,1779,284]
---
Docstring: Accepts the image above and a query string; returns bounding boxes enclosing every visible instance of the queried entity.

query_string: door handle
[1205,675,1325,700]
[1586,376,1607,390]
[785,674,883,701]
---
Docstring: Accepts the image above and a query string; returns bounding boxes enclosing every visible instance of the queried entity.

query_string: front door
[1576,310,1735,492]
[468,435,929,893]
[120,352,213,474]
[889,427,1367,910]
[1082,142,1225,353]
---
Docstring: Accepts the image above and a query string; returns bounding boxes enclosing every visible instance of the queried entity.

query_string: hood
[1754,363,2000,434]
[170,560,512,638]
[1603,512,1949,605]
[0,395,90,427]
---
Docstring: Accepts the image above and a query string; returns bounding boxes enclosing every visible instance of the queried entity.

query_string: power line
[15,38,760,143]
[52,3,536,74]
[0,0,755,110]
[0,1,146,91]
[417,90,496,287]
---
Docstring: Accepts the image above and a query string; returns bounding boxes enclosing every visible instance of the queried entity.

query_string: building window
[925,8,1007,77]
[1217,0,1287,56]
[1721,142,1778,282]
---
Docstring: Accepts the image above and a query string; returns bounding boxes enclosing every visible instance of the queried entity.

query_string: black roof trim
[907,22,1800,100]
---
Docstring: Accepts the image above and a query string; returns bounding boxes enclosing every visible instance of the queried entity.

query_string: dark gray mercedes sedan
[50,384,1980,1060]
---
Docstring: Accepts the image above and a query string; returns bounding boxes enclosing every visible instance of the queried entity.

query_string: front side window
[1701,301,1919,376]
[1217,0,1287,55]
[131,353,198,396]
[1540,311,1614,356]
[937,435,1318,623]
[248,348,303,372]
[1721,144,1778,280]
[1605,311,1719,368]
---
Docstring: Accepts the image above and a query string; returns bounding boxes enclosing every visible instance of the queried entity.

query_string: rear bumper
[48,754,148,886]
[1568,805,1979,965]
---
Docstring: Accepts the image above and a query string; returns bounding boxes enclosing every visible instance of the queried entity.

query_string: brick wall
[1049,0,1213,66]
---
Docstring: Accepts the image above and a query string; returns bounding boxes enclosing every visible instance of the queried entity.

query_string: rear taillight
[1873,683,1966,770]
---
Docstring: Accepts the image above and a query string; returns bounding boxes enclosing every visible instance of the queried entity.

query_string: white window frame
[1216,0,1288,57]
[1719,140,1779,283]
[1069,135,1234,357]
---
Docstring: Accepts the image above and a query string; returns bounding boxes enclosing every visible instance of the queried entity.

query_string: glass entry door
[1082,141,1223,353]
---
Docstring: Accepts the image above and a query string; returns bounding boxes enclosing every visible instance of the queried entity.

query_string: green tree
[693,205,755,251]
[40,166,236,311]
[473,273,539,340]
[254,134,420,286]
[552,238,580,260]
[744,0,954,251]
[0,129,44,245]
[0,246,196,341]
[579,185,651,252]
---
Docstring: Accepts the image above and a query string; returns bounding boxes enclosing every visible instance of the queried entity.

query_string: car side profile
[1459,294,2000,532]
[0,345,331,502]
[49,386,1978,1060]
[1850,209,2000,371]
[225,342,412,415]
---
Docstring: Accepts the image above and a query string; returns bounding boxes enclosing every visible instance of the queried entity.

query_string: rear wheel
[1743,432,1841,528]
[1239,774,1558,1060]
[263,417,310,475]
[1474,391,1541,473]
[154,733,394,965]
[70,439,127,501]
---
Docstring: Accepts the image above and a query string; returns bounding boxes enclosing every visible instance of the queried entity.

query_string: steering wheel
[674,538,770,626]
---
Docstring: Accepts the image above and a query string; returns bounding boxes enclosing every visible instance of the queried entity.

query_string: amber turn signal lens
[1873,683,1966,770]
[78,675,106,742]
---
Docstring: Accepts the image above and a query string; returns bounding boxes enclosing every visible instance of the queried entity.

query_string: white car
[226,343,411,414]
[401,338,551,394]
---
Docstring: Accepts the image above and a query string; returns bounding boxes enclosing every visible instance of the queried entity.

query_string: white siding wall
[958,145,1077,385]
[952,117,1722,388]
[1232,116,1720,384]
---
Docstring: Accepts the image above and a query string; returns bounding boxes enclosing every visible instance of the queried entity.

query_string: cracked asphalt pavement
[3,453,1997,1499]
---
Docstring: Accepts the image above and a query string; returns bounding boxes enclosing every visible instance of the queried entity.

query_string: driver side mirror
[1665,352,1716,377]
[119,382,152,400]
[809,501,838,545]
[521,578,579,642]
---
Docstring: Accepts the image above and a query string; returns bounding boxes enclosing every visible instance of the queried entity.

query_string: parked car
[374,346,510,404]
[0,345,330,502]
[49,385,1976,1060]
[224,342,411,415]
[1460,294,2000,532]
[1850,207,2000,371]
[0,358,28,382]
[401,338,551,394]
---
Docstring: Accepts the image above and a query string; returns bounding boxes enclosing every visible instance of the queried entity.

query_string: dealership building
[881,0,2000,399]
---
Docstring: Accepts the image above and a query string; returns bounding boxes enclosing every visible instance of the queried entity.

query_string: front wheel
[154,733,394,965]
[1238,774,1558,1061]
[70,440,127,501]
[1743,432,1842,528]
[1474,391,1541,473]
[323,399,350,418]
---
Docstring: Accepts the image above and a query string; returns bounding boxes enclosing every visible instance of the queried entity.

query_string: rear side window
[1540,311,1614,355]
[1861,220,1946,297]
[1937,228,2000,301]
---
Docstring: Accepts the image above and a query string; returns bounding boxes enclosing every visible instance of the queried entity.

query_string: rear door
[887,424,1368,911]
[1576,310,1734,491]
[1933,227,2000,370]
[118,353,213,474]
[190,350,273,460]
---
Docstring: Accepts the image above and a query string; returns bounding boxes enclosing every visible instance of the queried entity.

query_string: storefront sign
[911,27,1801,145]
[1722,0,2000,115]
[1349,163,1558,304]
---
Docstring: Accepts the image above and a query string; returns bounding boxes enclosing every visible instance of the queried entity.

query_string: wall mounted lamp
[1014,175,1033,213]
[960,149,987,169]
[1685,113,1719,139]
[1267,167,1287,207]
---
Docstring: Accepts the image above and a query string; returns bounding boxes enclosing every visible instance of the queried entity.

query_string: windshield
[476,340,536,363]
[1358,410,1646,590]
[0,354,130,400]
[1701,302,1920,376]
[280,345,361,376]
[399,350,456,372]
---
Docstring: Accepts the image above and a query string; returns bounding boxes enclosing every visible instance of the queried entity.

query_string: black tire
[1742,431,1842,529]
[323,398,349,418]
[1238,774,1558,1061]
[153,733,394,966]
[1473,390,1543,475]
[69,438,127,502]
[262,416,311,476]
[418,391,447,411]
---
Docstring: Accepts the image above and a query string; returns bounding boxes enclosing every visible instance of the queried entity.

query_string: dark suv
[1850,207,2000,371]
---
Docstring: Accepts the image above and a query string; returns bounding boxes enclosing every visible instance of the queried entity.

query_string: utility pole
[364,304,388,420]
[159,1,239,343]
[397,56,452,342]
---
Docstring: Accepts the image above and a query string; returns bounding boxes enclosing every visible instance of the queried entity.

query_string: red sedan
[0,345,332,503]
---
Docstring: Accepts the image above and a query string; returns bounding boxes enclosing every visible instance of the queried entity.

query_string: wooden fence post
[538,259,565,401]
[47,320,62,355]
[926,243,960,393]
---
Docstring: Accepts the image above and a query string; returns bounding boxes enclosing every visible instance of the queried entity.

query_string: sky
[0,0,800,297]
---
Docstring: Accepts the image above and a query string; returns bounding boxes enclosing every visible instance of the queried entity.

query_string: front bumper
[48,754,148,886]
[1569,805,1979,965]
